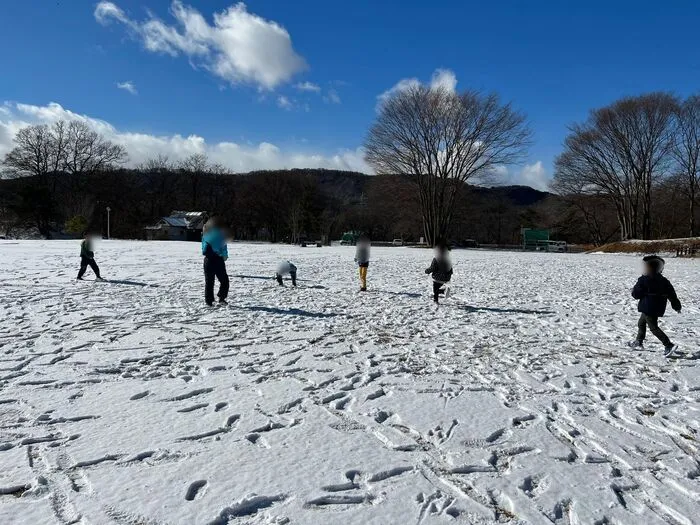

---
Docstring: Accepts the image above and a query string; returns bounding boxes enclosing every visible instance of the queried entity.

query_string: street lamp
[106,207,111,240]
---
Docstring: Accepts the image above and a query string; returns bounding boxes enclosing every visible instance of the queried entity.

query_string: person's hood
[203,218,216,233]
[643,255,665,274]
[203,226,223,242]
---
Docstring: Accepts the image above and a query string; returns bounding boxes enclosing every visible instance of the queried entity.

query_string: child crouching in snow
[276,261,297,286]
[425,241,453,304]
[630,255,682,356]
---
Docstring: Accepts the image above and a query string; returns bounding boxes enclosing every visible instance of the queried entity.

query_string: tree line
[553,93,700,240]
[365,86,699,245]
[1,90,698,245]
[0,147,553,244]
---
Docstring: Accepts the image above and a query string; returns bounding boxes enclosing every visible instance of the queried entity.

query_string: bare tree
[138,154,173,173]
[207,162,229,212]
[3,120,127,179]
[287,201,304,244]
[138,155,175,217]
[178,153,210,209]
[62,120,127,174]
[364,85,531,245]
[2,124,53,183]
[550,173,611,246]
[672,95,700,236]
[554,93,677,240]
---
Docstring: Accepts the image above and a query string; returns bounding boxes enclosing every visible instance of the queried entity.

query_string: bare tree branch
[364,85,531,245]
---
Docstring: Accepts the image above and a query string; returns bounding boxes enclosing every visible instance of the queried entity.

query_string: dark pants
[433,281,446,303]
[204,257,229,304]
[78,256,100,279]
[276,271,297,286]
[637,313,672,347]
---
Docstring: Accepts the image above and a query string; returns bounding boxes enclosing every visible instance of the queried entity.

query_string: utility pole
[106,207,111,240]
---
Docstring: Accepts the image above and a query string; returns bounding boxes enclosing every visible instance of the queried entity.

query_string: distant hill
[468,184,551,206]
[258,169,550,207]
[0,167,554,242]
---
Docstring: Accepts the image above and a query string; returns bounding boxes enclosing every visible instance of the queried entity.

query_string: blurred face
[642,262,655,275]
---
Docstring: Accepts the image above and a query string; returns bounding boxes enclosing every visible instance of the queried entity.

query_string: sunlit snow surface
[0,240,698,525]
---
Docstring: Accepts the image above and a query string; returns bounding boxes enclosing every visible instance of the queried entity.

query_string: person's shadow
[103,279,157,288]
[239,306,340,319]
[458,305,554,315]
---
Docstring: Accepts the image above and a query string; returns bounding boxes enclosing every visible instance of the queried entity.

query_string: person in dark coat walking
[425,240,453,304]
[202,217,230,306]
[77,232,102,280]
[631,255,682,355]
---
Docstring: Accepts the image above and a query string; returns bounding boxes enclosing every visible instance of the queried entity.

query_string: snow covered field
[1,240,699,525]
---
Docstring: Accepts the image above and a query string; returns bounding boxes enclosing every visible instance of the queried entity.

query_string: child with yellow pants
[354,234,371,292]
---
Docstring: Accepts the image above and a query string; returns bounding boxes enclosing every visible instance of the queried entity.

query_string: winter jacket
[632,273,681,317]
[425,257,453,283]
[202,227,228,261]
[354,244,370,266]
[277,261,297,276]
[80,240,94,259]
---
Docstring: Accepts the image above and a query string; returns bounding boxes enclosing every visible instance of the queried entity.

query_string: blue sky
[2,0,700,189]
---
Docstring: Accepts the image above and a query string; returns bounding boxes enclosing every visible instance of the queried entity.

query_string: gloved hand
[223,256,228,261]
[425,268,431,274]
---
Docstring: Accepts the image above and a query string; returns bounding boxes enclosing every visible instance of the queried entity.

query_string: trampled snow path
[0,240,698,525]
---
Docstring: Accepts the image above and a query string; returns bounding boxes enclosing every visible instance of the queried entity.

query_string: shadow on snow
[239,306,339,319]
[104,279,158,288]
[380,290,423,298]
[232,274,311,283]
[458,304,555,315]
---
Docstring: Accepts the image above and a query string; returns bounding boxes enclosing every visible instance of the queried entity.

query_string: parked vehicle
[392,239,404,246]
[340,231,360,246]
[547,240,567,252]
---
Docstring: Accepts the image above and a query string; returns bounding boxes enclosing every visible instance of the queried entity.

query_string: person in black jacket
[425,241,453,304]
[631,255,682,355]
[77,231,102,280]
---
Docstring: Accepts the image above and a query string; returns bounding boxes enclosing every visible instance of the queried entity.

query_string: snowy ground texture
[1,241,699,525]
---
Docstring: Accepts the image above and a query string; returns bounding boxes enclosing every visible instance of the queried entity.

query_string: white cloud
[515,161,550,191]
[277,95,293,110]
[294,81,320,93]
[94,1,128,24]
[377,78,420,108]
[323,89,341,105]
[116,81,138,95]
[377,68,457,110]
[0,102,371,174]
[494,161,550,191]
[429,69,457,93]
[94,1,307,90]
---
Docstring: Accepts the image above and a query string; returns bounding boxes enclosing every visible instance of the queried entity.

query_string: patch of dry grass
[591,238,700,255]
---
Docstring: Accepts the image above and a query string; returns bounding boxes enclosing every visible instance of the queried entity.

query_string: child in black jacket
[77,232,102,280]
[425,241,453,304]
[631,255,682,355]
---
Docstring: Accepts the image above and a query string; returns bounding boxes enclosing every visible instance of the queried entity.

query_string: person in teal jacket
[202,217,230,306]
